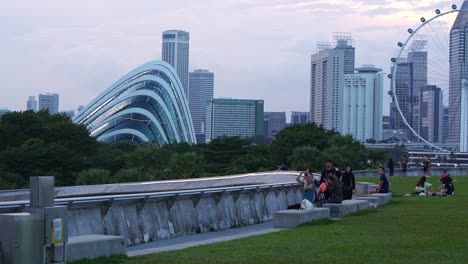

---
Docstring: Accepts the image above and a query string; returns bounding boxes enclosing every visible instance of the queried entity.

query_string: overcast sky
[0,0,456,119]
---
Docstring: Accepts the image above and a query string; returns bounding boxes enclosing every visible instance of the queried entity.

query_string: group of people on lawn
[409,169,455,197]
[288,160,389,209]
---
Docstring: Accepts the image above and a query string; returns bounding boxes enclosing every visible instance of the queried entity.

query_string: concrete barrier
[273,208,330,228]
[367,193,392,205]
[355,196,381,208]
[355,182,379,196]
[55,235,126,262]
[323,200,369,218]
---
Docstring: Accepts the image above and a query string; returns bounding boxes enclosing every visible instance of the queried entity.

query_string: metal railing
[0,182,300,215]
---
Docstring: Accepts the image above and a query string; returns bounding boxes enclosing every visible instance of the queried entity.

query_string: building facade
[38,93,59,114]
[419,85,443,143]
[73,60,196,145]
[27,96,37,112]
[205,98,264,142]
[162,30,190,98]
[188,69,214,143]
[390,46,427,141]
[442,106,449,144]
[342,65,384,141]
[263,112,286,139]
[291,111,310,125]
[449,2,468,144]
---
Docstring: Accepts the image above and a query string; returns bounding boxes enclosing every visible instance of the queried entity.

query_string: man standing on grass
[370,166,389,194]
[320,160,335,199]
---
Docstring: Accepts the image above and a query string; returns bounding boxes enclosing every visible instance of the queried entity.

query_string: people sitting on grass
[319,170,343,207]
[341,164,355,200]
[414,176,432,196]
[370,166,389,194]
[288,170,316,209]
[434,175,455,196]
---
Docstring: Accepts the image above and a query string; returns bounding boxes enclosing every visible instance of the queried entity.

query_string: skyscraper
[189,69,214,143]
[442,106,449,143]
[38,93,59,114]
[461,80,468,152]
[449,2,468,144]
[333,32,355,74]
[342,65,384,141]
[162,30,190,97]
[291,111,311,125]
[390,41,427,140]
[206,98,264,142]
[420,85,443,143]
[27,96,37,112]
[263,112,286,139]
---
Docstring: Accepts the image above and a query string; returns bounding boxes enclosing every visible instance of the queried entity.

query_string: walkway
[126,221,284,257]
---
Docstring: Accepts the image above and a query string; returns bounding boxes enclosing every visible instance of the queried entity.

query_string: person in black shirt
[319,170,343,207]
[320,160,335,199]
[341,165,355,200]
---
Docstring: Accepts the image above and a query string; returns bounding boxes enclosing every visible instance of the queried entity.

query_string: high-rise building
[27,96,37,112]
[263,112,286,139]
[419,85,443,143]
[38,93,59,114]
[310,47,345,130]
[162,30,190,97]
[342,65,384,141]
[205,98,264,142]
[449,2,468,144]
[188,69,214,143]
[333,32,355,74]
[291,111,311,125]
[390,41,427,140]
[442,106,449,144]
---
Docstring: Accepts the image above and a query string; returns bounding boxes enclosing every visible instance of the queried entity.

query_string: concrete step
[322,200,369,218]
[54,235,126,262]
[273,208,330,228]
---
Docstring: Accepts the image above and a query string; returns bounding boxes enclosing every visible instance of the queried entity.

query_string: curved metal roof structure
[73,60,196,146]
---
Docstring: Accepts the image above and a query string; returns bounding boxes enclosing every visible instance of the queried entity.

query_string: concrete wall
[67,186,302,246]
[351,167,468,178]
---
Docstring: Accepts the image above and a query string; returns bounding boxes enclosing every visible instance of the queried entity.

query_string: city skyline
[0,1,454,119]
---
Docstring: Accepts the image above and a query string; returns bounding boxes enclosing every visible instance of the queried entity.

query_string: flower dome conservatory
[73,61,196,145]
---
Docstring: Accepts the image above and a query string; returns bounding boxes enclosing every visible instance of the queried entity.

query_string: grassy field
[73,176,468,264]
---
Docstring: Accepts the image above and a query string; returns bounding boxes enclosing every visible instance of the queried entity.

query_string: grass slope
[73,176,468,264]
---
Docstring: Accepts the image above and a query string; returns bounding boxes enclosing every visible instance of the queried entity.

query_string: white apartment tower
[162,30,190,98]
[342,65,384,141]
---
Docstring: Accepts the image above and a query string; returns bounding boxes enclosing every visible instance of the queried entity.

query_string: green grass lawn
[74,176,468,264]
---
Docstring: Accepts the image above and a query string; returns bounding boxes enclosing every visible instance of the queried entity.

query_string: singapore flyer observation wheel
[388,4,461,152]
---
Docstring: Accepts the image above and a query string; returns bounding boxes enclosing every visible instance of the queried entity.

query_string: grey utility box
[30,176,54,209]
[0,213,45,264]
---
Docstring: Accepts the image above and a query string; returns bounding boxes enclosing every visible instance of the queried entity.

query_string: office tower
[390,40,427,140]
[38,93,59,114]
[333,32,355,74]
[27,96,37,112]
[442,106,449,143]
[342,65,384,141]
[263,112,286,139]
[382,116,391,130]
[188,69,214,143]
[206,98,264,142]
[461,80,468,152]
[449,2,468,144]
[291,112,311,125]
[310,33,354,131]
[420,85,443,143]
[162,30,190,97]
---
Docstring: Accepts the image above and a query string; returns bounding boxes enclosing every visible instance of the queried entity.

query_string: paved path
[126,221,285,257]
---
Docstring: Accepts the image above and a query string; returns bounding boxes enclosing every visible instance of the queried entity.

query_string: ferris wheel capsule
[391,58,396,63]
[452,5,457,10]
[408,28,413,33]
[435,9,441,15]
[420,17,426,23]
[397,42,403,47]
[387,74,393,79]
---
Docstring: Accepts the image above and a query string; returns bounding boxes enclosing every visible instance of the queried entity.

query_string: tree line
[0,110,388,189]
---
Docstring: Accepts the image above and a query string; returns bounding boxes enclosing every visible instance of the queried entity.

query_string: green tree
[167,152,204,179]
[319,134,368,170]
[288,145,321,171]
[76,169,112,185]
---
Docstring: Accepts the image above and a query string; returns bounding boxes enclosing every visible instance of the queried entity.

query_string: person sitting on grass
[319,170,343,207]
[370,166,389,194]
[439,170,449,182]
[288,170,315,209]
[414,176,432,196]
[434,175,455,196]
